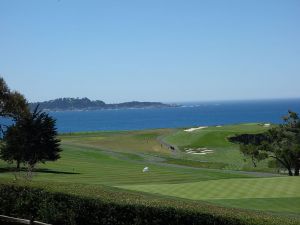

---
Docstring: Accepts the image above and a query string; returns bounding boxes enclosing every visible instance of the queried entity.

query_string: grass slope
[61,129,173,155]
[163,123,274,171]
[119,177,300,200]
[0,144,250,186]
[0,124,299,218]
[209,197,300,215]
[1,180,298,225]
[118,177,300,214]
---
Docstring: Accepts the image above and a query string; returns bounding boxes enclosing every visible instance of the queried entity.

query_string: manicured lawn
[118,177,299,200]
[208,197,300,214]
[163,124,274,170]
[59,124,274,171]
[0,144,250,186]
[1,124,298,217]
[60,129,174,155]
[118,177,300,214]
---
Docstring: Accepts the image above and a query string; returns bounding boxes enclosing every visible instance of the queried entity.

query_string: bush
[0,184,298,225]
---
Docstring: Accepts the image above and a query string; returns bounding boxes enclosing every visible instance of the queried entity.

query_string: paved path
[156,135,180,155]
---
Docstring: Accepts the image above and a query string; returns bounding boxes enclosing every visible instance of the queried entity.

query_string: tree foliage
[232,111,300,176]
[0,107,61,172]
[0,77,28,120]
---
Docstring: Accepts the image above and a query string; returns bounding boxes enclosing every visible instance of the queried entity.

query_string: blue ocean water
[48,99,300,133]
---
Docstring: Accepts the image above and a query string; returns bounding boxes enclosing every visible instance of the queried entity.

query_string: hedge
[0,183,299,225]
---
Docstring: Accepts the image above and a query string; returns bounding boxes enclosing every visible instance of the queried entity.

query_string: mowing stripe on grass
[118,177,300,200]
[207,197,300,214]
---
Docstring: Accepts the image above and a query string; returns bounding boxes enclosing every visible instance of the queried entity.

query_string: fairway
[0,124,299,217]
[61,129,174,156]
[163,123,274,171]
[0,144,251,186]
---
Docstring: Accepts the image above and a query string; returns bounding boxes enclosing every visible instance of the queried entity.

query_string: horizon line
[29,96,300,104]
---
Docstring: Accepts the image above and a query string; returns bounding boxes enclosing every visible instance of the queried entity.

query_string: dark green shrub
[0,184,298,225]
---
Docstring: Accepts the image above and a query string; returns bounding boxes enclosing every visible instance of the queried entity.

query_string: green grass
[164,124,266,146]
[61,129,174,155]
[163,123,274,171]
[0,144,250,186]
[0,124,299,219]
[208,197,300,215]
[1,180,298,225]
[165,158,229,169]
[59,124,274,172]
[118,177,300,215]
[118,177,300,200]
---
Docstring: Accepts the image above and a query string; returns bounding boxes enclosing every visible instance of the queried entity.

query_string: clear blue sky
[1,0,299,103]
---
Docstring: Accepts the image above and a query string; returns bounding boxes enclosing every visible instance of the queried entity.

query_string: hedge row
[0,184,298,225]
[0,221,22,225]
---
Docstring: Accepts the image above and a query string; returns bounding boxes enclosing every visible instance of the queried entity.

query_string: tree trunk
[29,216,34,225]
[294,163,299,176]
[288,168,293,176]
[16,160,20,170]
[251,156,257,167]
[271,156,293,176]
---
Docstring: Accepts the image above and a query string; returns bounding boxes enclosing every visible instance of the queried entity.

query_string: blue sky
[1,0,299,103]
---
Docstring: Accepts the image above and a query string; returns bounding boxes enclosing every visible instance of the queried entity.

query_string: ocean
[47,99,300,133]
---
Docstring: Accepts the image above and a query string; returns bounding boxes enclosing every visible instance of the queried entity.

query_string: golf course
[2,0,300,224]
[0,123,299,224]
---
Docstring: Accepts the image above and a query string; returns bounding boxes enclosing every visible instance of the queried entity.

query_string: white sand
[216,125,222,127]
[185,148,214,155]
[184,126,208,132]
[264,123,271,127]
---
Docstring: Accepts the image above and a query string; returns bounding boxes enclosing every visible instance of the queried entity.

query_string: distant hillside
[29,98,176,111]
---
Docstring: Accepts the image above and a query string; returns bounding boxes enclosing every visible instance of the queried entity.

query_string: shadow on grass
[0,167,80,175]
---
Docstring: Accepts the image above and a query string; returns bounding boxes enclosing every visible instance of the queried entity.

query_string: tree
[0,107,61,172]
[240,144,268,167]
[0,123,24,169]
[0,77,29,138]
[233,111,300,176]
[0,77,28,119]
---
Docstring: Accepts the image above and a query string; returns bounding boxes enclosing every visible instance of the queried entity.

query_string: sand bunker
[263,123,271,127]
[184,126,208,132]
[184,147,214,155]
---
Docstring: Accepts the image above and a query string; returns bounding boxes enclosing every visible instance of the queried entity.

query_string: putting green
[118,176,300,214]
[118,177,300,200]
[208,197,300,214]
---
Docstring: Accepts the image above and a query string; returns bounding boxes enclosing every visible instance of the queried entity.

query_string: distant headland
[29,97,178,111]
